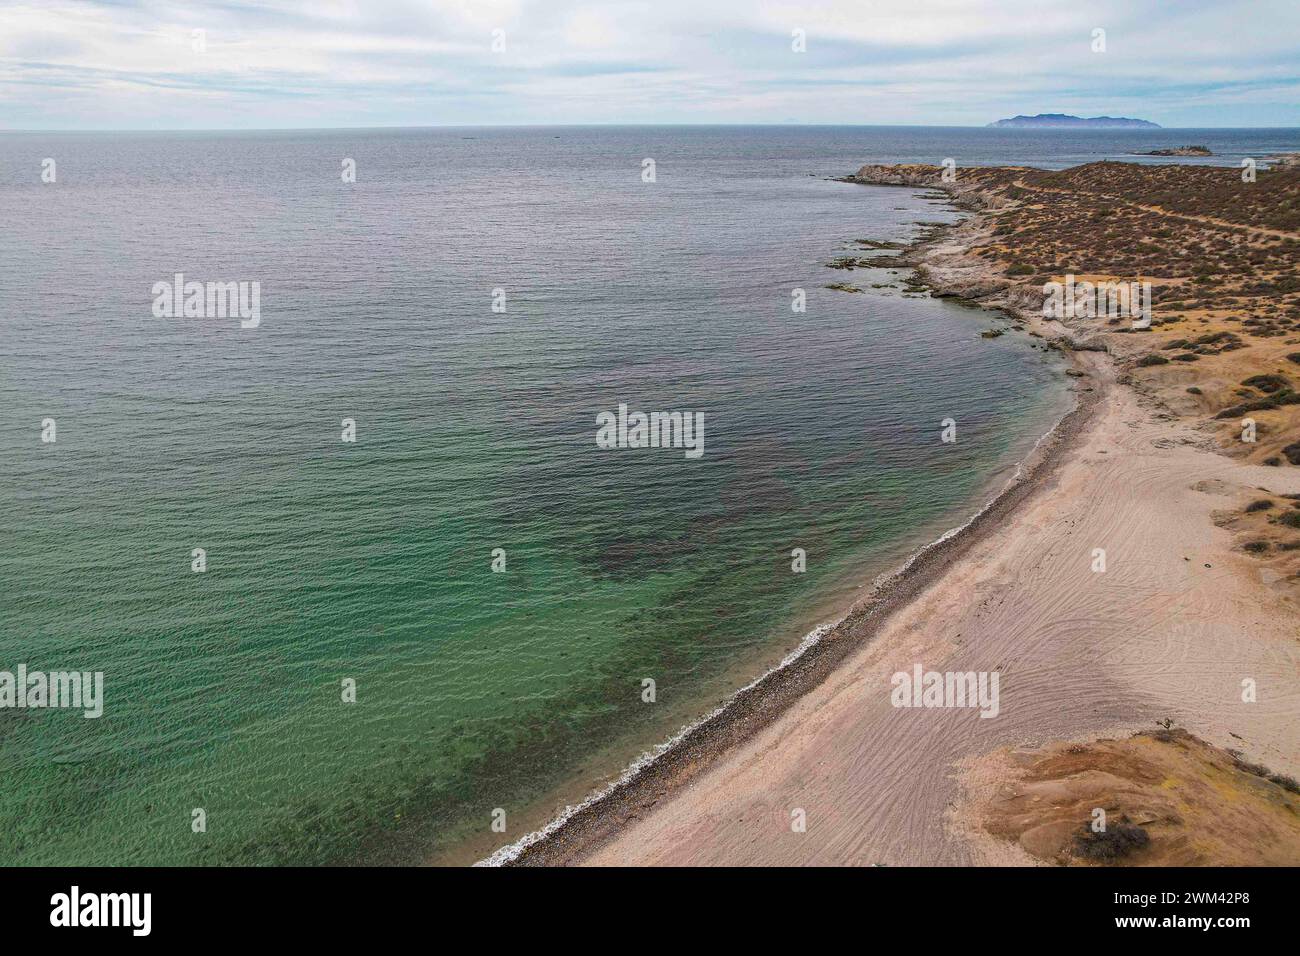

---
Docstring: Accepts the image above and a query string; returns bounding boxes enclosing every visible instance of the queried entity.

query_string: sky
[2,0,1299,130]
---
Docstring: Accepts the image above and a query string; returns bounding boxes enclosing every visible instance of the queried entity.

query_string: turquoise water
[0,127,1079,865]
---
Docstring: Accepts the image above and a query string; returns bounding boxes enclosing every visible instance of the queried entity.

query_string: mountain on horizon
[987,113,1161,129]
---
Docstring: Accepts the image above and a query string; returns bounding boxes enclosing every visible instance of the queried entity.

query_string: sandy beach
[577,360,1300,865]
[495,161,1300,866]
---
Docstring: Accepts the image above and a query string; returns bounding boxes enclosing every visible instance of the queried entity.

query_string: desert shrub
[1073,823,1150,861]
[1232,756,1300,795]
[1196,331,1240,345]
[1242,374,1290,393]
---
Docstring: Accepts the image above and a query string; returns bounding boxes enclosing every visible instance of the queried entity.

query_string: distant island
[988,113,1161,129]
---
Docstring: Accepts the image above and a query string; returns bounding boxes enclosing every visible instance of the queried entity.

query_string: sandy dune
[580,358,1300,866]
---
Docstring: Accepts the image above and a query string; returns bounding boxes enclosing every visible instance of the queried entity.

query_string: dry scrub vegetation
[919,161,1300,571]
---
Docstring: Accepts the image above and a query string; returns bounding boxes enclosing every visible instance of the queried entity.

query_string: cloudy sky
[3,0,1299,129]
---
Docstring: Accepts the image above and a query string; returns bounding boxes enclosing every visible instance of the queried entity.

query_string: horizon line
[5,122,1300,134]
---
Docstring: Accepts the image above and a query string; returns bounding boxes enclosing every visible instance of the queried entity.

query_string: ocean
[1,125,1294,865]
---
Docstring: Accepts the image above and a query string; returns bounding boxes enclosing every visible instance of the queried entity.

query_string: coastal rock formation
[847,163,945,187]
[851,159,1300,575]
[1132,145,1212,156]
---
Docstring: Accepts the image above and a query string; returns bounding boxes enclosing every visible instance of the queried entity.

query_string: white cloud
[1,0,1298,128]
